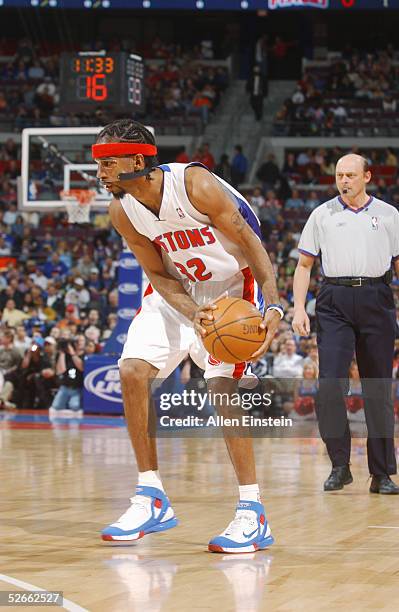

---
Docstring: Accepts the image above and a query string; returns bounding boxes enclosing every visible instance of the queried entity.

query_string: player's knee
[119,358,154,384]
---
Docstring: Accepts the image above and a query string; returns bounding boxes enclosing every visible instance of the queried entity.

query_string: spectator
[304,190,320,212]
[285,189,305,210]
[45,283,64,315]
[273,338,304,378]
[303,168,317,185]
[19,337,56,409]
[214,154,232,183]
[4,203,18,226]
[28,60,45,80]
[49,338,84,419]
[76,254,93,280]
[246,64,267,122]
[230,145,248,187]
[293,360,318,419]
[333,104,347,123]
[29,267,48,291]
[56,304,81,329]
[2,299,28,327]
[14,324,32,355]
[85,339,98,354]
[264,190,282,214]
[84,325,101,345]
[64,278,90,310]
[87,268,102,293]
[296,149,311,166]
[249,187,265,216]
[0,329,21,410]
[385,148,398,167]
[175,146,190,163]
[42,253,69,279]
[255,153,281,192]
[192,89,212,124]
[0,279,24,310]
[282,153,298,177]
[199,143,215,171]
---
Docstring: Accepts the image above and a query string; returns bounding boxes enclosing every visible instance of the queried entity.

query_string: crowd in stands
[145,62,228,125]
[176,143,249,188]
[0,37,229,132]
[2,132,399,420]
[251,146,399,214]
[274,48,399,137]
[0,133,121,413]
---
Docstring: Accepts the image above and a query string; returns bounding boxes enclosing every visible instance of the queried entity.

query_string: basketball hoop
[60,189,96,224]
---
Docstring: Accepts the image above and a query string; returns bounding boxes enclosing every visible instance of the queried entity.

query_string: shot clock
[59,52,145,113]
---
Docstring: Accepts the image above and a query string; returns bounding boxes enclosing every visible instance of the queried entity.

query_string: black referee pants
[316,281,397,476]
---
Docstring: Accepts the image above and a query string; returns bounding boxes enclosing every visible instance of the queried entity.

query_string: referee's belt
[324,270,392,287]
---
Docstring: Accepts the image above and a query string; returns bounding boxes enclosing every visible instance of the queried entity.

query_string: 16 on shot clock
[59,51,145,113]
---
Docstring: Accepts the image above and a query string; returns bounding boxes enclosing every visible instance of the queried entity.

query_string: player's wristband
[266,304,285,320]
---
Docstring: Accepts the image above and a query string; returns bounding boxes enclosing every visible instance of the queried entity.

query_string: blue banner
[84,248,142,414]
[83,355,122,414]
[102,248,142,355]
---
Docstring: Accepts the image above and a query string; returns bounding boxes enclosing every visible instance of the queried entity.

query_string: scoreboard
[59,52,145,113]
[0,0,397,10]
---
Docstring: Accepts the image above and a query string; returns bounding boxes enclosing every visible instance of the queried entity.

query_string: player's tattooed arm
[231,210,246,233]
[186,166,280,307]
[109,199,198,322]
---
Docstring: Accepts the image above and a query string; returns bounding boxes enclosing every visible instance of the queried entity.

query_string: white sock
[138,470,165,492]
[239,484,260,503]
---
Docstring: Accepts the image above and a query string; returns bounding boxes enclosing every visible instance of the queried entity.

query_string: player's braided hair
[96,119,158,178]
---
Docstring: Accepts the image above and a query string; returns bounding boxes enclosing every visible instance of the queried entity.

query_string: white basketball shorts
[119,268,261,382]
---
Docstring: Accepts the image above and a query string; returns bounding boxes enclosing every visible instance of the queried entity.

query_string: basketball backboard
[19,127,107,211]
[19,125,154,211]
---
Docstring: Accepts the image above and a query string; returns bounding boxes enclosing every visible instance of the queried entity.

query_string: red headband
[92,143,158,159]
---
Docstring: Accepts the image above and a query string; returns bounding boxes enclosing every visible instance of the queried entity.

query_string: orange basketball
[201,297,266,364]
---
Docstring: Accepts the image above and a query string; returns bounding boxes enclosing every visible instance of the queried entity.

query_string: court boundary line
[0,574,88,612]
[367,525,399,529]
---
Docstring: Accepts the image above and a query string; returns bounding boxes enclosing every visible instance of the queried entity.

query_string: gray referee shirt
[298,195,399,277]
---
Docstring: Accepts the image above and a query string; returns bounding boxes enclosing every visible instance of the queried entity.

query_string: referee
[293,154,399,494]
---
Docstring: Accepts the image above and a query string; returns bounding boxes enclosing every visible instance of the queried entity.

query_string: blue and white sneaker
[101,486,178,543]
[208,500,274,553]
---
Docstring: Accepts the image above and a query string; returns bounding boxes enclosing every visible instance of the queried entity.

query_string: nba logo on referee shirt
[371,217,378,230]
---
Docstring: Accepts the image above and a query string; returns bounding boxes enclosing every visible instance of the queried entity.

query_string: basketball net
[60,189,96,224]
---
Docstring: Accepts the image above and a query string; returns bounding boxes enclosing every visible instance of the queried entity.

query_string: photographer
[49,338,84,418]
[20,337,56,409]
[0,329,21,410]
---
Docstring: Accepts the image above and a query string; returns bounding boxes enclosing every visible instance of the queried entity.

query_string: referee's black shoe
[323,465,353,491]
[369,475,399,495]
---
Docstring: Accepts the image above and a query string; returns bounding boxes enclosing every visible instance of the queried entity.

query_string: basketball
[201,297,266,364]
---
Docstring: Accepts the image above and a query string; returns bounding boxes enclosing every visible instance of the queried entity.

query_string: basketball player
[93,119,284,553]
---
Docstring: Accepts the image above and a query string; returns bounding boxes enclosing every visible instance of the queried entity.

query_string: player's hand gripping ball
[200,297,266,364]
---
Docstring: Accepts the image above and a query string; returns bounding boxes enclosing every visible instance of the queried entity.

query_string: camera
[58,339,71,352]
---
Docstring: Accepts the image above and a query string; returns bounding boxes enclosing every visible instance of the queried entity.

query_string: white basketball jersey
[120,162,264,309]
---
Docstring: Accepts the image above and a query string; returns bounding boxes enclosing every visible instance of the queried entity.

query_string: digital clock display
[59,52,145,112]
[72,57,115,74]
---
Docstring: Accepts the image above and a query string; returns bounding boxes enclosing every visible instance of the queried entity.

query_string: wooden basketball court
[1,412,398,612]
